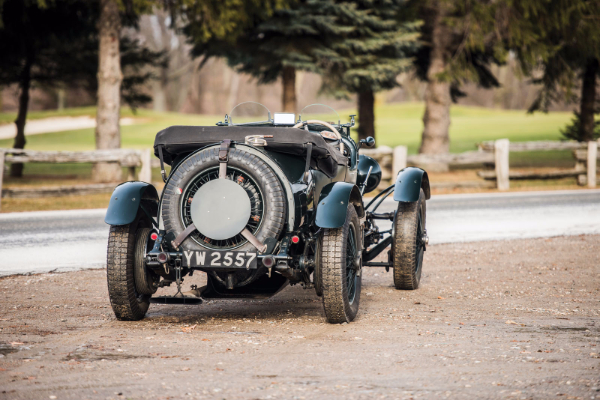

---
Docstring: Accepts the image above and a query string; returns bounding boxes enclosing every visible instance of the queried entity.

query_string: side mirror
[359,136,375,148]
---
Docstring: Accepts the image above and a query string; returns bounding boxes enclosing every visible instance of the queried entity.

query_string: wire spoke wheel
[162,147,286,290]
[392,188,426,290]
[319,205,362,323]
[414,206,425,281]
[107,214,153,321]
[181,166,264,250]
[346,227,358,304]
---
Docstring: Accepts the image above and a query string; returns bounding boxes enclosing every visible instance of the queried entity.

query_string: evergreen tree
[318,0,420,141]
[182,0,332,113]
[0,0,163,178]
[407,0,507,156]
[0,0,100,178]
[184,0,418,138]
[507,0,600,142]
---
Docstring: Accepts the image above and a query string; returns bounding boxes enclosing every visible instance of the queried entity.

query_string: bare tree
[93,0,123,182]
[419,3,450,155]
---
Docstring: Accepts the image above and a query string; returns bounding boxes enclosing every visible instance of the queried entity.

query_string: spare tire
[162,146,286,270]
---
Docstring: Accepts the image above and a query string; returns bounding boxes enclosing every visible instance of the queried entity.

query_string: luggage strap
[171,223,196,250]
[157,146,167,183]
[219,139,232,179]
[303,143,313,183]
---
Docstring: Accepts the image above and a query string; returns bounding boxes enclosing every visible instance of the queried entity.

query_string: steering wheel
[293,120,344,153]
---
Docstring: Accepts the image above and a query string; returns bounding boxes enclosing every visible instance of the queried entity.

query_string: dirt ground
[1,235,599,400]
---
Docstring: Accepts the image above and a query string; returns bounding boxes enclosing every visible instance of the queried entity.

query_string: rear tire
[107,217,151,321]
[392,188,426,290]
[319,205,362,323]
[133,228,159,296]
[313,237,323,297]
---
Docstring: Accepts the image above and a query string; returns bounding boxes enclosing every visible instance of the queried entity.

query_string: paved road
[1,189,599,276]
[0,116,136,139]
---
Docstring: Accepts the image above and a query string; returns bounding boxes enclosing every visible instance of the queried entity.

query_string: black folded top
[153,125,347,178]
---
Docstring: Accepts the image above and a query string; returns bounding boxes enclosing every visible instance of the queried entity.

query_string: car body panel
[105,181,159,226]
[393,167,431,202]
[315,182,365,228]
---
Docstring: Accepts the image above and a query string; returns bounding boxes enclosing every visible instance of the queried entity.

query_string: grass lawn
[0,102,579,213]
[0,102,573,153]
[373,103,572,154]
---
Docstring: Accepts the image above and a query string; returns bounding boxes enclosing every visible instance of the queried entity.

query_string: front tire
[319,205,362,323]
[107,218,152,321]
[392,188,426,290]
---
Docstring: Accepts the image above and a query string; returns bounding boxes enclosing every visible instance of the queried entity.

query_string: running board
[150,296,203,305]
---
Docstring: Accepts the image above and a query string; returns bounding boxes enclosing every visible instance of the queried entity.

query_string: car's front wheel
[318,205,362,323]
[107,215,156,321]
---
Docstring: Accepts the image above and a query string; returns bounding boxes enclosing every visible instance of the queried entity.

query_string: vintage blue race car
[104,103,430,323]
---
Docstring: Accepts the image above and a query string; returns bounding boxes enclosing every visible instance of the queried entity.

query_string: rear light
[157,252,169,263]
[262,255,275,267]
[150,232,158,241]
[291,235,300,244]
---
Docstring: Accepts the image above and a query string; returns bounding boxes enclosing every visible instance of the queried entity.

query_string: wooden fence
[362,139,600,191]
[0,148,152,210]
[1,139,598,210]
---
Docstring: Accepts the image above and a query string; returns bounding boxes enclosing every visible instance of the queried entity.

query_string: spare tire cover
[162,147,286,253]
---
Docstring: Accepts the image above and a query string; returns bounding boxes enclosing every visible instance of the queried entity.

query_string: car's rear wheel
[392,188,426,290]
[318,205,362,323]
[107,215,154,321]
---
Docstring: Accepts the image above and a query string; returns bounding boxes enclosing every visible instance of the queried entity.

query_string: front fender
[315,182,365,229]
[105,181,159,226]
[393,167,431,202]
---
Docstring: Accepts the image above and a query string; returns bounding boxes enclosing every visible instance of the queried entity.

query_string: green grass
[0,103,580,212]
[364,102,572,154]
[0,106,143,124]
[0,109,218,151]
[0,102,573,156]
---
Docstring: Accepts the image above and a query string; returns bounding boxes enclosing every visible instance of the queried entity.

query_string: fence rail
[0,148,152,210]
[362,139,600,191]
[478,140,588,152]
[1,140,598,210]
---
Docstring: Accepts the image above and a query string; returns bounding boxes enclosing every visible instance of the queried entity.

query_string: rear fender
[315,182,364,229]
[105,181,159,226]
[393,167,431,202]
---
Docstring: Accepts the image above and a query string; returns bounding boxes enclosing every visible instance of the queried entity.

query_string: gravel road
[1,189,599,276]
[1,235,598,399]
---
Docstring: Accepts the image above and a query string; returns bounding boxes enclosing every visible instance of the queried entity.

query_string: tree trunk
[282,66,296,113]
[93,0,123,183]
[579,58,598,142]
[10,56,33,178]
[419,2,451,156]
[357,90,375,142]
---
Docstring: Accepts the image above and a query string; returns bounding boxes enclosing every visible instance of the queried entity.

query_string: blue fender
[393,167,431,202]
[315,182,365,229]
[105,181,159,226]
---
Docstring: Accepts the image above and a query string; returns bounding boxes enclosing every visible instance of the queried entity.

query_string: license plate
[182,250,257,269]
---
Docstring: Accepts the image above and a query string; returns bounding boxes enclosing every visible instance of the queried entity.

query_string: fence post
[139,149,152,183]
[127,166,136,181]
[495,139,510,191]
[588,140,598,188]
[392,145,407,177]
[0,151,4,211]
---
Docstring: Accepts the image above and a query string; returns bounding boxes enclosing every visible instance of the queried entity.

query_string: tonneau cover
[153,125,347,178]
